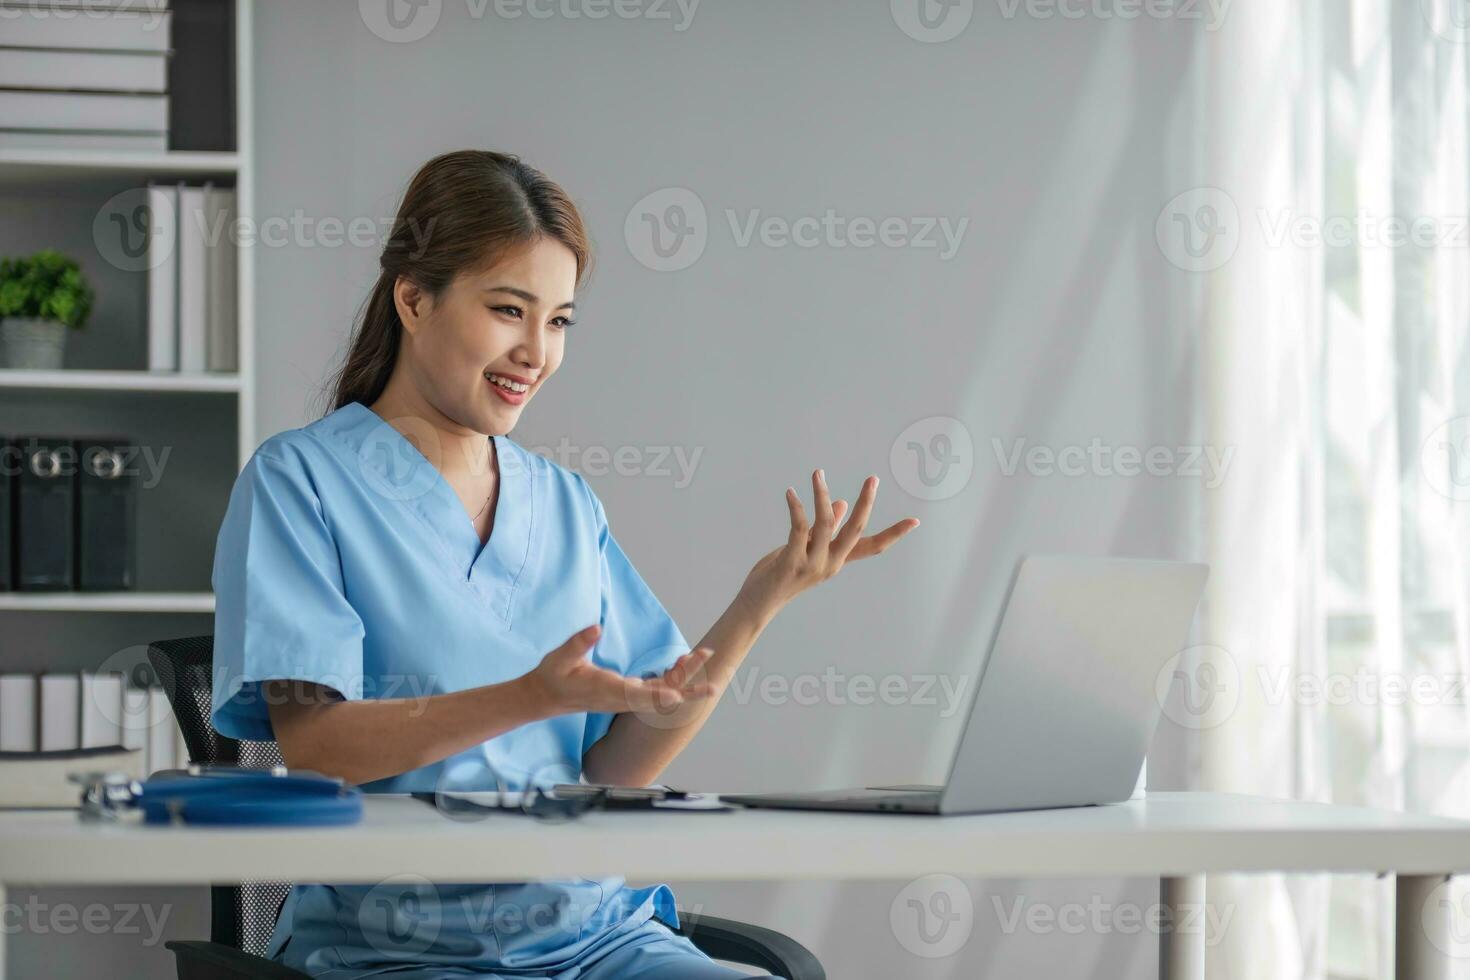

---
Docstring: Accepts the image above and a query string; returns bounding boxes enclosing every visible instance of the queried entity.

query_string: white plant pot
[1,317,68,370]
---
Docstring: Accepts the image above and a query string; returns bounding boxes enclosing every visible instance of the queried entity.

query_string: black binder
[0,436,14,591]
[15,435,76,591]
[77,436,137,591]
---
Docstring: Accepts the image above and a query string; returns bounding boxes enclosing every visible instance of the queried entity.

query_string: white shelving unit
[0,592,214,614]
[0,0,254,613]
[0,368,242,393]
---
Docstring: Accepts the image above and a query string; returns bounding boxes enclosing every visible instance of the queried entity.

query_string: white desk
[1,791,1467,979]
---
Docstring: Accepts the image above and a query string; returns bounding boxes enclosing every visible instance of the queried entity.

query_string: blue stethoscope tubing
[135,770,364,826]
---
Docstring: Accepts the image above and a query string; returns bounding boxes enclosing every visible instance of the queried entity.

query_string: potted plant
[0,249,95,370]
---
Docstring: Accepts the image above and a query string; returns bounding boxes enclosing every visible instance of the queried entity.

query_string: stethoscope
[73,764,364,826]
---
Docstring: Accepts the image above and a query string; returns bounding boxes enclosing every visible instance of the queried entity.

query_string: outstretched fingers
[847,517,921,561]
[831,476,879,559]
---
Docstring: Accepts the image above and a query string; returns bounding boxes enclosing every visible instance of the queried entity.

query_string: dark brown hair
[323,150,592,413]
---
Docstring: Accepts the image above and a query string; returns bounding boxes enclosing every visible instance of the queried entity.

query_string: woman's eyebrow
[482,285,576,311]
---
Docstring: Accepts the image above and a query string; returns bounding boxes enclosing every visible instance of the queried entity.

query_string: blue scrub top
[211,400,690,975]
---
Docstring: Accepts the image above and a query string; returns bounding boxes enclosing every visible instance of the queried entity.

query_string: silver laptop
[723,555,1209,815]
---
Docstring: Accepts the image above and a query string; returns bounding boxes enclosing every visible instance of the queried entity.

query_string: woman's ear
[393,276,429,336]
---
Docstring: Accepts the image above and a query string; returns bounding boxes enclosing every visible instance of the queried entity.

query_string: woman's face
[395,235,578,436]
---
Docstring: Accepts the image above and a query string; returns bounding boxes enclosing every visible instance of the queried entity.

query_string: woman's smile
[486,370,534,406]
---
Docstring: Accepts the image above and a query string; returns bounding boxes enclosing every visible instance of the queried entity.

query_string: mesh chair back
[146,635,295,958]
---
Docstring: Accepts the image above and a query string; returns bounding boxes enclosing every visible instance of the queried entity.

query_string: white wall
[247,1,1208,976]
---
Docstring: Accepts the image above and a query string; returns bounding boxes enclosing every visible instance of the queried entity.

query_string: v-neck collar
[330,400,536,626]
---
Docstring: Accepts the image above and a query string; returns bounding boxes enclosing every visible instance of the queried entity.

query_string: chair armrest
[666,912,826,980]
[165,940,311,980]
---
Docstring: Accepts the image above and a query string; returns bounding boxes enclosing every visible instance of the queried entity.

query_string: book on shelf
[0,49,167,94]
[0,4,172,53]
[147,183,179,370]
[0,130,169,152]
[206,183,239,372]
[148,180,237,374]
[0,746,145,809]
[177,183,207,372]
[37,673,81,752]
[0,0,173,149]
[0,90,168,133]
[0,670,186,802]
[0,673,36,752]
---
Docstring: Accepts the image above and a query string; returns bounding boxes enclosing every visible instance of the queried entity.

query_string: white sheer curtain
[1183,0,1470,976]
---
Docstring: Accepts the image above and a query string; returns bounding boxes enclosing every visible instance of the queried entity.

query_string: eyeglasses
[412,782,681,823]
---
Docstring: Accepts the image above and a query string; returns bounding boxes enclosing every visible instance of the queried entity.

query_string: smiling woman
[209,150,917,979]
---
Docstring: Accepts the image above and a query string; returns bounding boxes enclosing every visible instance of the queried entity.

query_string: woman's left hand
[737,469,920,616]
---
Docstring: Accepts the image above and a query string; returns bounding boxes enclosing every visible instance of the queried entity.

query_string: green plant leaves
[0,249,95,329]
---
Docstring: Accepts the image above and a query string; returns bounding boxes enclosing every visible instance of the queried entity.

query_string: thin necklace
[472,439,497,521]
[472,486,493,520]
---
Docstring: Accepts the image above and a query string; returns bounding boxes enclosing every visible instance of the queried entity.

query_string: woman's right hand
[523,624,716,717]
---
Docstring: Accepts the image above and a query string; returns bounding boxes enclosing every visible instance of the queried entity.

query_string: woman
[211,149,919,978]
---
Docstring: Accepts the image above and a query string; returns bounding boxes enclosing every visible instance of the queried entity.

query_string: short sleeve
[210,449,366,741]
[579,481,691,757]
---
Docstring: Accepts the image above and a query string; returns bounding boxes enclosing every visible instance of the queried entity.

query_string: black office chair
[146,635,824,980]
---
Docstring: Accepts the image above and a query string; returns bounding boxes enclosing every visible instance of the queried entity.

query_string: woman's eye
[551,316,576,330]
[491,306,523,319]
